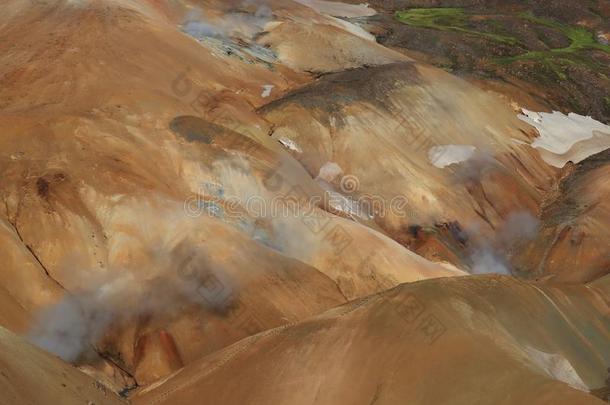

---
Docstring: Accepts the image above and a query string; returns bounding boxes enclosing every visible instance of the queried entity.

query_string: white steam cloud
[182,1,272,41]
[28,295,111,362]
[469,211,540,275]
[470,248,510,275]
[210,154,320,261]
[28,244,237,362]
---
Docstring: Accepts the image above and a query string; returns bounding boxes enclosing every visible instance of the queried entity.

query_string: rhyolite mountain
[0,0,608,404]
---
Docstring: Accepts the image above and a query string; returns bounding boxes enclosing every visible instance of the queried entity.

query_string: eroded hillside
[0,0,608,404]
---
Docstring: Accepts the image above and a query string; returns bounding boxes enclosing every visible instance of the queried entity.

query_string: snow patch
[316,161,343,182]
[325,189,370,218]
[518,109,610,167]
[524,346,589,392]
[294,0,376,18]
[326,16,376,41]
[293,0,376,41]
[428,145,477,168]
[278,137,302,153]
[261,85,274,98]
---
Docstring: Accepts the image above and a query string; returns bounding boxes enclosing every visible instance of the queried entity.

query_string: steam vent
[1,1,610,404]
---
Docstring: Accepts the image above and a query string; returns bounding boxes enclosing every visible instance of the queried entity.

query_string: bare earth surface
[0,0,608,403]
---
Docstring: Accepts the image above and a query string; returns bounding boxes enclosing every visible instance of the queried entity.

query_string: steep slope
[514,148,610,283]
[0,218,64,332]
[2,0,609,401]
[261,61,557,270]
[0,0,464,391]
[134,275,610,405]
[0,325,126,405]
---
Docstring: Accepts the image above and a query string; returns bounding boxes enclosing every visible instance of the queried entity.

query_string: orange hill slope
[0,325,126,405]
[134,275,610,405]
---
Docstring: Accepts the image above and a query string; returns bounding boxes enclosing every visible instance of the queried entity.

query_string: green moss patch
[395,8,610,80]
[497,12,610,65]
[394,8,519,45]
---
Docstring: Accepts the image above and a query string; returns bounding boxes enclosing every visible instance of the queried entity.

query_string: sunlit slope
[135,275,610,405]
[261,62,558,269]
[0,326,126,405]
[514,149,610,282]
[0,0,465,389]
